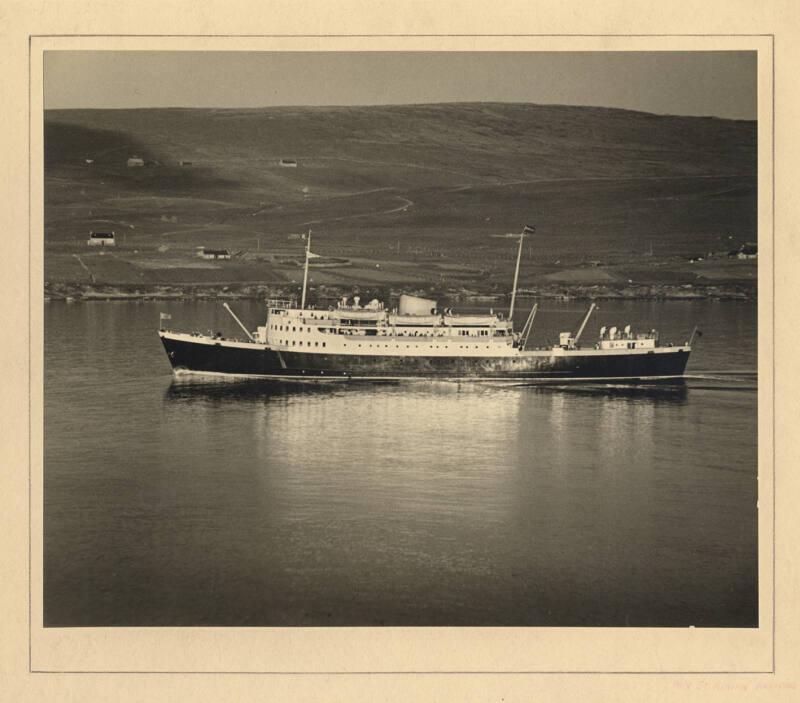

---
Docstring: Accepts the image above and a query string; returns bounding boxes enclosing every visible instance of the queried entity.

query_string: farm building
[198,248,231,260]
[728,243,758,259]
[279,158,298,168]
[737,243,758,259]
[179,160,193,166]
[127,157,144,167]
[87,231,115,247]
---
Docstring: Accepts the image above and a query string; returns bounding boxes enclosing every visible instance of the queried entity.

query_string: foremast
[508,224,536,327]
[300,229,312,310]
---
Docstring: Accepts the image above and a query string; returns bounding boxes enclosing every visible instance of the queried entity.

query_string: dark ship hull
[160,332,691,382]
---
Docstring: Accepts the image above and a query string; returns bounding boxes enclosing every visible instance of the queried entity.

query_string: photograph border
[29,33,774,676]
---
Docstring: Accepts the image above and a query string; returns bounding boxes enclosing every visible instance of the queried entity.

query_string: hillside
[44,103,758,300]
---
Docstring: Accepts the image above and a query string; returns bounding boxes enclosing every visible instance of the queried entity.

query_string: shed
[127,157,144,167]
[729,243,757,259]
[199,248,231,260]
[87,231,116,247]
[737,243,758,259]
[279,158,298,168]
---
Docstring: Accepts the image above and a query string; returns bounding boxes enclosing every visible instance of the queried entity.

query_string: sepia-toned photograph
[43,49,758,630]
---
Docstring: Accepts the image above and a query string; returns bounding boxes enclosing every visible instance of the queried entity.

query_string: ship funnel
[399,294,437,316]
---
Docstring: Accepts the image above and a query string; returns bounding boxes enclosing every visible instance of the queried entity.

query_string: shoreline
[43,281,756,303]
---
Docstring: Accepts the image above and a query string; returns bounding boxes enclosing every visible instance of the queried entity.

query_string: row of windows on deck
[278,340,327,348]
[269,323,505,337]
[276,339,492,351]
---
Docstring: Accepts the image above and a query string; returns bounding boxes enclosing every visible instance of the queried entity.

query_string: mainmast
[509,224,533,322]
[300,229,312,310]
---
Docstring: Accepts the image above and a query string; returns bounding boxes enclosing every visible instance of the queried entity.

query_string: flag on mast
[523,224,536,235]
[160,312,171,321]
[307,251,321,259]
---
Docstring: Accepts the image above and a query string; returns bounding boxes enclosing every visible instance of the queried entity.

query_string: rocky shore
[44,280,756,304]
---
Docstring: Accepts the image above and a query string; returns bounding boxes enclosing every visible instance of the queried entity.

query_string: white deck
[160,329,689,359]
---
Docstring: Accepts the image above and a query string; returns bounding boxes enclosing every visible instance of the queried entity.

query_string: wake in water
[684,369,758,392]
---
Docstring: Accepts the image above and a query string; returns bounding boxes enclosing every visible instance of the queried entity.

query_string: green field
[44,103,757,301]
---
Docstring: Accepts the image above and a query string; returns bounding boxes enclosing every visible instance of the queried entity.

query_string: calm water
[44,299,758,627]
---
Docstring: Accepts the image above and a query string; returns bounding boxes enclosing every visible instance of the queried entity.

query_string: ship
[158,228,694,383]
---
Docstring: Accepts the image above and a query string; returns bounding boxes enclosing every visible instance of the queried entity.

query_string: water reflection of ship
[164,378,366,404]
[531,382,688,404]
[163,378,690,407]
[543,384,678,465]
[245,384,526,510]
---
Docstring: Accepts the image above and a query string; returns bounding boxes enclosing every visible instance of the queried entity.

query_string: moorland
[44,103,757,303]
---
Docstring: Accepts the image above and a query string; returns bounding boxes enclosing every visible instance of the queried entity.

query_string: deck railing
[266,298,294,309]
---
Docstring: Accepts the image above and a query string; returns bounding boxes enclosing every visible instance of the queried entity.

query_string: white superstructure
[261,298,518,358]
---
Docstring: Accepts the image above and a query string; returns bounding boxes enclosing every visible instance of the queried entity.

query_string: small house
[87,231,115,247]
[127,157,144,167]
[279,158,298,168]
[179,160,193,166]
[737,243,758,260]
[728,243,757,259]
[199,248,231,260]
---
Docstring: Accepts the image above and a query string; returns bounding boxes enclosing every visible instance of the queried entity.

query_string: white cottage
[87,231,115,247]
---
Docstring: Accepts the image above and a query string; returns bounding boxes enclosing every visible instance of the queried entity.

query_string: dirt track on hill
[297,195,414,227]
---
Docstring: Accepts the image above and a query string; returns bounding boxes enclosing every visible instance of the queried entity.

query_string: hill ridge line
[44,101,756,123]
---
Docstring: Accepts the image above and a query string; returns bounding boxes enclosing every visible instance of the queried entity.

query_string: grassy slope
[44,103,757,297]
